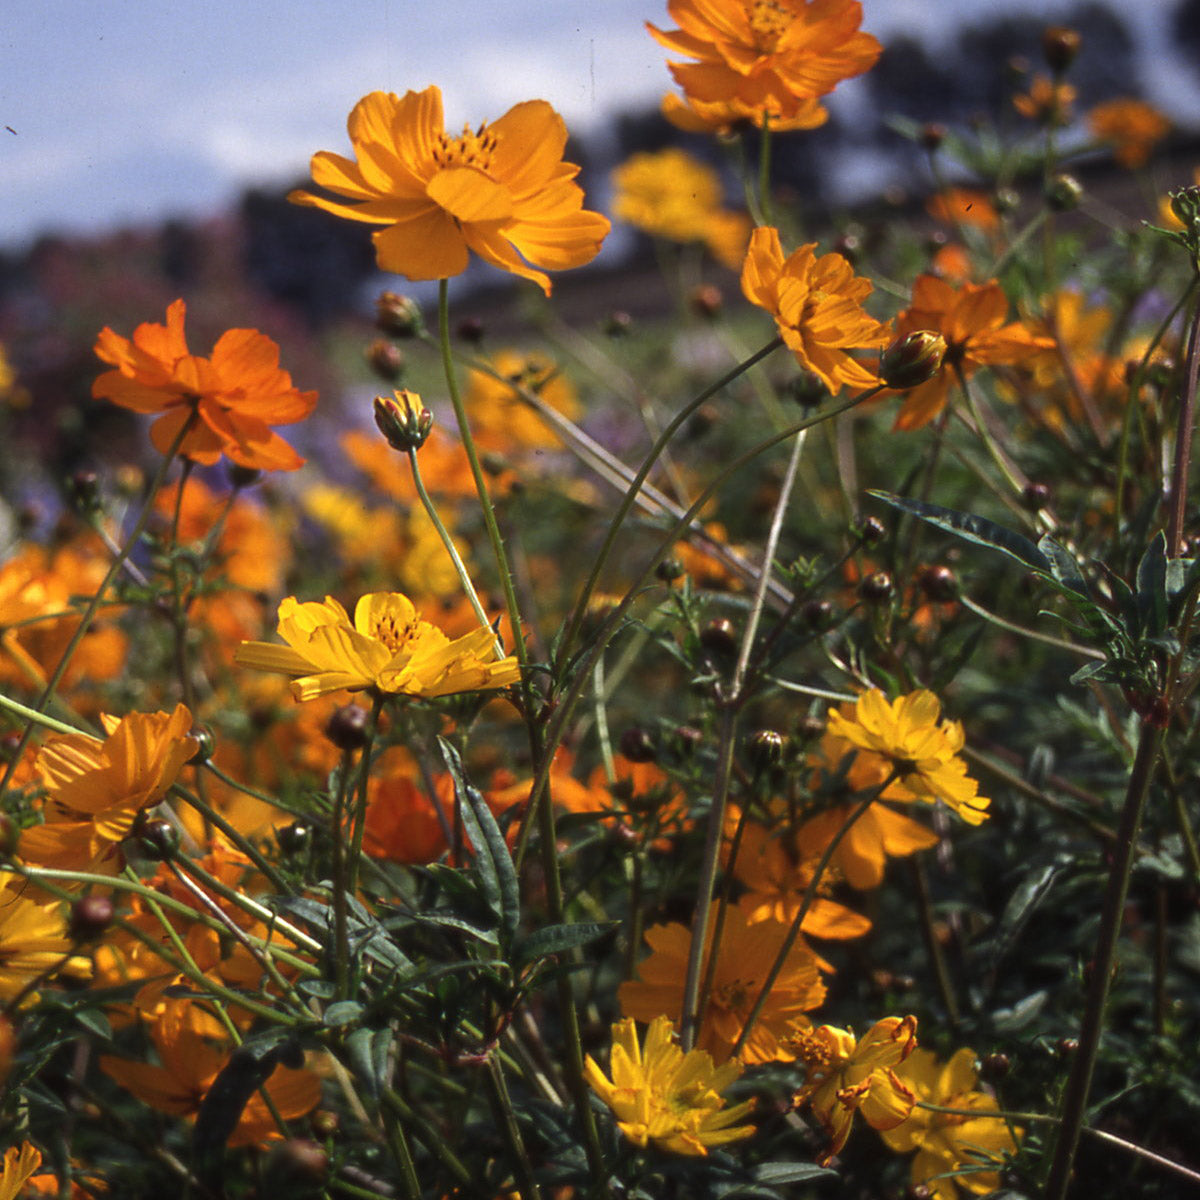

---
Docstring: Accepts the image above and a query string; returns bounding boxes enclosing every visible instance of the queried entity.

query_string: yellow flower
[1088,98,1169,169]
[0,880,73,1003]
[881,1047,1021,1200]
[1012,74,1075,126]
[465,350,581,453]
[234,591,520,702]
[289,86,610,296]
[741,226,891,395]
[620,904,826,1064]
[825,690,989,824]
[610,149,750,269]
[791,1016,918,1162]
[648,0,881,126]
[661,89,828,133]
[20,705,198,876]
[0,1143,42,1200]
[584,1015,756,1156]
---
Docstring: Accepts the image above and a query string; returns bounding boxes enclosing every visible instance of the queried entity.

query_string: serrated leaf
[441,737,520,951]
[512,922,615,969]
[868,492,1051,574]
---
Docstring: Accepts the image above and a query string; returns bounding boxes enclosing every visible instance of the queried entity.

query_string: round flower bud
[880,330,947,390]
[310,1110,340,1139]
[68,469,101,514]
[324,704,370,753]
[1045,173,1083,212]
[979,1052,1011,1082]
[619,727,657,764]
[135,817,180,862]
[831,232,860,264]
[375,291,423,338]
[1022,482,1051,511]
[655,556,684,583]
[993,187,1021,215]
[1169,186,1200,231]
[919,564,959,603]
[920,122,947,151]
[277,822,312,856]
[801,598,835,631]
[786,370,830,410]
[366,338,405,383]
[1057,1037,1079,1056]
[674,726,703,756]
[858,570,894,603]
[604,310,633,338]
[456,316,485,344]
[70,895,115,942]
[373,389,433,452]
[265,1139,329,1191]
[1042,26,1081,74]
[858,515,887,544]
[747,729,786,768]
[700,617,738,658]
[688,284,723,320]
[186,723,214,765]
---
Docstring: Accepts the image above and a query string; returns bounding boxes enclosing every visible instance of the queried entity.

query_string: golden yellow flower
[289,86,610,295]
[661,89,828,133]
[1088,98,1169,169]
[465,350,580,453]
[584,1015,756,1156]
[791,1015,918,1162]
[1012,74,1076,125]
[648,0,881,126]
[610,149,750,269]
[741,225,891,395]
[620,904,826,1064]
[234,591,520,701]
[881,1047,1022,1200]
[0,1143,42,1200]
[20,705,198,876]
[825,690,990,824]
[0,880,73,1003]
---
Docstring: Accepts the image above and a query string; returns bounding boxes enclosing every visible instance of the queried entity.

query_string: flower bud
[655,556,684,583]
[919,564,959,603]
[604,310,633,337]
[456,316,485,344]
[1022,482,1051,511]
[277,822,312,856]
[375,291,423,338]
[228,463,262,490]
[135,817,180,862]
[186,723,214,765]
[858,515,887,544]
[879,331,947,390]
[700,617,738,658]
[993,187,1021,215]
[365,338,405,383]
[1045,173,1083,212]
[801,599,835,631]
[1042,26,1081,74]
[68,469,101,514]
[688,285,723,320]
[979,1052,1011,1082]
[747,729,787,768]
[325,703,370,753]
[374,389,433,452]
[858,571,894,603]
[1169,186,1200,231]
[70,895,115,941]
[920,123,947,151]
[619,727,657,764]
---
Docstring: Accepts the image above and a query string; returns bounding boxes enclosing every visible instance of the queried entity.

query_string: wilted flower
[234,591,520,701]
[741,226,891,395]
[791,1016,918,1162]
[1088,98,1169,168]
[826,689,989,824]
[648,0,880,127]
[93,300,317,471]
[289,86,609,295]
[584,1015,756,1156]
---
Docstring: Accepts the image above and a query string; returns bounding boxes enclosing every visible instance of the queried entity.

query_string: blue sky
[3,1,1196,250]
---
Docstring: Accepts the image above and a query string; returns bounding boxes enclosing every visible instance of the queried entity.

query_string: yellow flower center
[370,610,420,654]
[746,0,792,52]
[432,124,499,173]
[716,976,755,1014]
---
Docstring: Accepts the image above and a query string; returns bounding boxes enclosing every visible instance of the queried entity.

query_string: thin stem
[485,1054,542,1200]
[1043,721,1164,1200]
[1168,285,1200,558]
[345,691,386,897]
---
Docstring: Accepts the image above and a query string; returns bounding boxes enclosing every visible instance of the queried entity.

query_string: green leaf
[511,922,615,969]
[1037,534,1089,597]
[344,1025,394,1098]
[752,1163,839,1185]
[991,990,1049,1033]
[1135,531,1169,638]
[323,1000,364,1028]
[440,737,521,951]
[868,492,1051,574]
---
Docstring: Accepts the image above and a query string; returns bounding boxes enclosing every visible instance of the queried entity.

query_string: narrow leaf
[1135,530,1169,638]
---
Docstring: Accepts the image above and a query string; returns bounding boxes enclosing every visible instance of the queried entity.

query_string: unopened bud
[858,571,894,603]
[919,564,959,603]
[1042,26,1081,74]
[325,704,370,753]
[688,285,723,320]
[365,338,405,383]
[880,331,947,390]
[1170,186,1200,231]
[374,389,433,452]
[375,292,423,338]
[68,469,101,513]
[1046,173,1083,212]
[747,729,787,768]
[134,817,179,862]
[186,723,214,765]
[619,727,657,764]
[604,310,633,337]
[700,618,738,658]
[456,316,485,344]
[920,123,947,151]
[70,895,115,941]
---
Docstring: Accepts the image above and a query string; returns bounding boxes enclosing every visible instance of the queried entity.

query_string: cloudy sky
[3,1,1197,251]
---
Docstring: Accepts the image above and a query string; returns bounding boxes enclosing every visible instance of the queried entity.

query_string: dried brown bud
[325,704,370,753]
[374,389,433,452]
[880,331,947,390]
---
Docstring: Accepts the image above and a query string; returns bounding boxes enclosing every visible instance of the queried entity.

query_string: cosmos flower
[93,300,317,471]
[648,0,880,126]
[741,226,891,395]
[620,904,826,1064]
[0,881,73,1003]
[0,1143,42,1200]
[791,1015,918,1162]
[584,1015,756,1156]
[289,86,609,296]
[234,591,520,701]
[825,690,990,825]
[1087,98,1169,169]
[20,705,197,876]
[881,1047,1022,1199]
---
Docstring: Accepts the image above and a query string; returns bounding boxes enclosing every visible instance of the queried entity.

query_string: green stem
[485,1054,542,1200]
[345,691,385,897]
[1043,721,1164,1200]
[1168,283,1200,558]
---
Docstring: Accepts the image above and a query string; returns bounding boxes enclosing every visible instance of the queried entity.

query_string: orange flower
[289,87,609,296]
[662,90,828,133]
[648,0,881,126]
[741,226,891,395]
[1088,98,1169,168]
[465,350,581,453]
[100,1025,320,1147]
[620,904,826,1064]
[1012,74,1075,125]
[20,705,197,875]
[926,189,999,234]
[93,300,317,470]
[0,881,74,1003]
[891,274,1053,430]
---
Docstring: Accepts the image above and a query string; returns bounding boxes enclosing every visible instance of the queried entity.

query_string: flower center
[715,976,755,1014]
[432,124,499,173]
[370,611,420,654]
[746,0,792,52]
